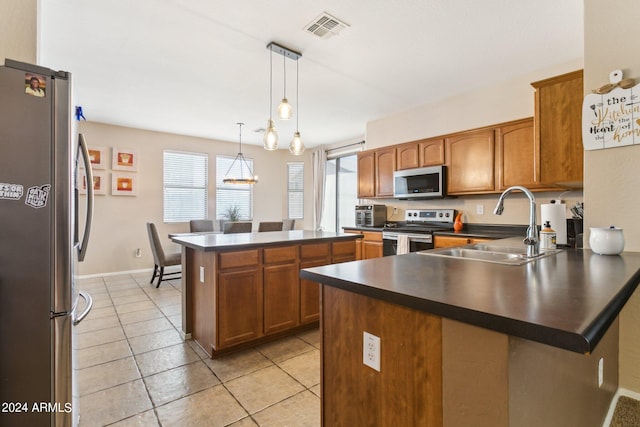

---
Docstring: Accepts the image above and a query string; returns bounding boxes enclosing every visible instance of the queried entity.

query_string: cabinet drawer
[362,231,383,242]
[263,246,298,264]
[300,243,330,260]
[219,250,259,269]
[332,240,357,258]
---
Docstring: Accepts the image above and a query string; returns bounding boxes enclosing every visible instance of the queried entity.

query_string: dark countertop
[343,223,528,239]
[300,237,640,354]
[171,230,361,252]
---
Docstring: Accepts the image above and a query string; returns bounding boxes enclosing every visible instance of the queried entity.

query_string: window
[288,162,304,219]
[320,153,358,232]
[216,155,253,220]
[163,150,208,223]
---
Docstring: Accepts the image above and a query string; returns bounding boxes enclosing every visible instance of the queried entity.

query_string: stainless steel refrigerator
[0,59,94,426]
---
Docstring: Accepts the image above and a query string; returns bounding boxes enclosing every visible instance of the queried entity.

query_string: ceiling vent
[304,12,349,39]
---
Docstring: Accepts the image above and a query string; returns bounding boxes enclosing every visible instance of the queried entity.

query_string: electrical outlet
[135,248,142,258]
[476,204,484,215]
[363,332,381,372]
[393,207,398,215]
[199,266,205,283]
[598,357,604,388]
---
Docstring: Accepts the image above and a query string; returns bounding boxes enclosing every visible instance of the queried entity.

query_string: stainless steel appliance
[355,204,386,227]
[382,209,455,255]
[0,59,94,426]
[393,165,447,200]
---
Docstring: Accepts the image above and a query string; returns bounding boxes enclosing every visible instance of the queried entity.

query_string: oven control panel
[404,209,455,223]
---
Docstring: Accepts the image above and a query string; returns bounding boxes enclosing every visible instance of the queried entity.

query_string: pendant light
[277,53,293,120]
[224,123,258,184]
[263,45,278,150]
[289,59,305,155]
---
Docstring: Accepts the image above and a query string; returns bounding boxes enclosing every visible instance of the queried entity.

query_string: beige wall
[77,121,313,275]
[584,0,640,393]
[0,0,37,63]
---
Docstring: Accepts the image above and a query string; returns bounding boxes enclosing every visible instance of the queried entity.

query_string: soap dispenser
[540,221,556,250]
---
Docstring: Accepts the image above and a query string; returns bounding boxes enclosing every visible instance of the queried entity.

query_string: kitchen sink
[418,245,561,265]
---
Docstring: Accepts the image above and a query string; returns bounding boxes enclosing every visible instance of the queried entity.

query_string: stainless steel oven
[382,209,455,256]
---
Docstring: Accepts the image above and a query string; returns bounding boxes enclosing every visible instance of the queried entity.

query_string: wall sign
[582,75,640,150]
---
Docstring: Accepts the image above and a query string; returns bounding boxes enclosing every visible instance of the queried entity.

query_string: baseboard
[77,265,180,280]
[602,388,640,427]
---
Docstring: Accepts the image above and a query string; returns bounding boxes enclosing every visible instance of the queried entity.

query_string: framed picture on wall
[112,147,138,171]
[79,170,107,195]
[112,172,137,196]
[85,146,107,170]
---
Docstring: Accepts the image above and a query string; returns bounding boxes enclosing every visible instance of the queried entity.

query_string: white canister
[589,226,625,255]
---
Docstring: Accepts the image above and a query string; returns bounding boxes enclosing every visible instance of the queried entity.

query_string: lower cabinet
[434,235,493,248]
[344,230,383,260]
[263,246,299,335]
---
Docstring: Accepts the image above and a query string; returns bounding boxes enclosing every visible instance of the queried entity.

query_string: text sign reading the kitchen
[582,82,640,150]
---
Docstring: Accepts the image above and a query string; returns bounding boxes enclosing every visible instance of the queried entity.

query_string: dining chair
[223,221,253,234]
[190,219,214,232]
[282,219,296,230]
[258,221,283,232]
[146,222,181,287]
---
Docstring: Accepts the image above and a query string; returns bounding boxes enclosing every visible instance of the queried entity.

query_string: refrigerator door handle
[73,291,93,325]
[77,133,94,262]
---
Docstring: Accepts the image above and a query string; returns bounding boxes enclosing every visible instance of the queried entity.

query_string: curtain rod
[325,140,364,153]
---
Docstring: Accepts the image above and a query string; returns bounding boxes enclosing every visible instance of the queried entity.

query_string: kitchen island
[171,230,359,357]
[300,237,640,426]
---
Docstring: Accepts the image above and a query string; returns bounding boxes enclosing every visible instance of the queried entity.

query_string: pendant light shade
[289,59,305,155]
[223,123,258,185]
[263,118,278,151]
[277,53,293,120]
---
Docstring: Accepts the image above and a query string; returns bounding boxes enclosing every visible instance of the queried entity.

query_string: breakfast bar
[171,230,360,358]
[300,238,640,426]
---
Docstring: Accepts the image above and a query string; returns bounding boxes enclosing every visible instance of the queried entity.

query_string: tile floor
[76,273,320,427]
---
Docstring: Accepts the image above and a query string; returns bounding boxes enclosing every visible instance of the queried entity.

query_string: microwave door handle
[77,133,94,262]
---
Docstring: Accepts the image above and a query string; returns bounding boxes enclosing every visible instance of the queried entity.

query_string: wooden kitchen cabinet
[357,151,376,198]
[263,246,299,335]
[531,70,584,187]
[299,243,331,324]
[345,230,383,260]
[433,235,493,248]
[446,128,496,194]
[216,250,262,349]
[375,147,396,197]
[397,138,445,170]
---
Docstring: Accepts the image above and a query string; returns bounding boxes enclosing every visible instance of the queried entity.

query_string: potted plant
[219,205,241,230]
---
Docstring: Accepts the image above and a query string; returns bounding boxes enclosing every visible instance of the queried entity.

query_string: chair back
[282,219,296,230]
[223,221,253,234]
[190,219,214,232]
[258,221,283,232]
[147,222,166,264]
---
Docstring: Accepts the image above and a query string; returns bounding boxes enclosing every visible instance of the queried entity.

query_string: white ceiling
[38,0,583,149]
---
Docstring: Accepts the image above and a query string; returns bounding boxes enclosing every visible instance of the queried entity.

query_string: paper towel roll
[541,203,567,245]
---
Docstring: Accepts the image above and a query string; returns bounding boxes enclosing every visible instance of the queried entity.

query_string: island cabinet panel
[215,249,262,350]
[446,128,496,194]
[263,246,300,334]
[300,243,331,324]
[190,249,215,355]
[321,285,442,426]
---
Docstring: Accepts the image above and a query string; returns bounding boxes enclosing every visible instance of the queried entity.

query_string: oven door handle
[409,237,432,243]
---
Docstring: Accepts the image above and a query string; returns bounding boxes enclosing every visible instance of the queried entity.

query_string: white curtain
[312,149,327,231]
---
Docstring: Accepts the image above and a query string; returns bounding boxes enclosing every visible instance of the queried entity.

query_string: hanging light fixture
[289,59,305,155]
[224,123,258,184]
[277,53,293,120]
[263,45,278,150]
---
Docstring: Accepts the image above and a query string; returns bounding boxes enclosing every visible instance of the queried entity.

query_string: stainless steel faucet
[493,186,539,257]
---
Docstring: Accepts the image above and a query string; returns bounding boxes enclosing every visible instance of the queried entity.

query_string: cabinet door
[263,262,300,334]
[396,142,420,170]
[419,138,445,166]
[445,129,495,194]
[343,231,363,260]
[532,70,584,186]
[375,147,396,197]
[300,259,326,324]
[357,151,376,198]
[216,268,262,349]
[496,118,556,191]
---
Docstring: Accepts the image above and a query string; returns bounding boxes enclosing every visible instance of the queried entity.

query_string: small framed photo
[112,147,138,171]
[112,173,137,196]
[79,170,107,195]
[85,146,107,170]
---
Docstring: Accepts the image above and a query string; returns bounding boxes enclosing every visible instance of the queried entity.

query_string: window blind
[216,155,253,220]
[288,162,304,219]
[163,150,208,223]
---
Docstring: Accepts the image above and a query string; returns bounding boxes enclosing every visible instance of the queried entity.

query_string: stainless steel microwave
[393,165,446,200]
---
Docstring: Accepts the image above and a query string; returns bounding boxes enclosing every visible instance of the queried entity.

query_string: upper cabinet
[531,70,584,187]
[357,151,376,198]
[396,138,445,170]
[357,147,396,198]
[445,128,495,194]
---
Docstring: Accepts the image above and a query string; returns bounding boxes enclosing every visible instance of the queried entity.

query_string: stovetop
[383,209,456,234]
